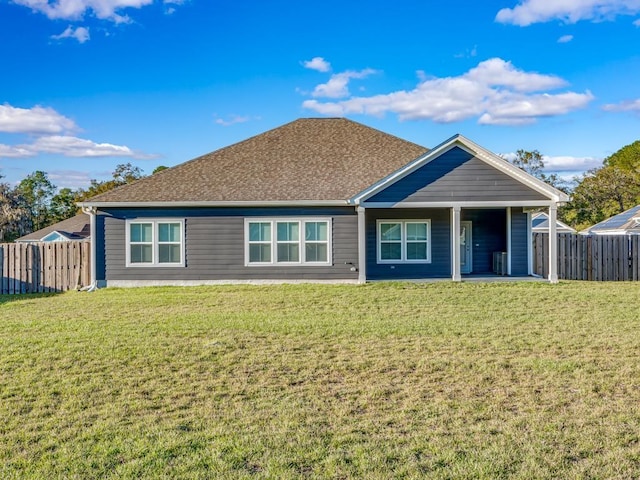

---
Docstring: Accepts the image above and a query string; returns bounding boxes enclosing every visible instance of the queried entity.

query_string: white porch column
[526,211,533,276]
[81,205,97,289]
[506,207,512,276]
[451,206,462,281]
[357,206,366,284]
[548,205,559,283]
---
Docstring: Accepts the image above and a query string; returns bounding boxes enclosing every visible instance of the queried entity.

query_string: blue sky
[1,0,640,190]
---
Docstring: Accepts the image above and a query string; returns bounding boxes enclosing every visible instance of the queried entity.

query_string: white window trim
[125,218,185,267]
[244,217,332,266]
[377,219,431,264]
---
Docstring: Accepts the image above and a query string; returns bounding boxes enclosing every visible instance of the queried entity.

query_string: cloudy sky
[1,0,639,189]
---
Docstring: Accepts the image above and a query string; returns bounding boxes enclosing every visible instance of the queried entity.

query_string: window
[126,219,184,267]
[377,220,430,263]
[245,218,331,266]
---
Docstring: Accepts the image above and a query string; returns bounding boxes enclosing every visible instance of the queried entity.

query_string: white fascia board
[456,136,570,203]
[350,134,570,205]
[362,200,556,209]
[77,200,350,208]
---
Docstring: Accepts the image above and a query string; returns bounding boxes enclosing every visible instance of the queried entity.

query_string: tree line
[1,140,638,242]
[0,163,167,242]
[509,140,640,231]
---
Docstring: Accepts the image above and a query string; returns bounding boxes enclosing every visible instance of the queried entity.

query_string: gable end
[366,146,549,204]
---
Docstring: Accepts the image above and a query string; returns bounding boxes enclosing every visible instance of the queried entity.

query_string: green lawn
[1,282,639,479]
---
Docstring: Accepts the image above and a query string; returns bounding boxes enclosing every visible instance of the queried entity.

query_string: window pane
[406,223,427,241]
[407,242,428,260]
[159,223,181,242]
[277,222,299,242]
[249,222,271,242]
[249,244,271,263]
[131,244,152,263]
[305,222,328,241]
[381,242,402,260]
[305,243,327,262]
[380,223,402,241]
[277,243,299,262]
[130,223,152,243]
[159,244,181,263]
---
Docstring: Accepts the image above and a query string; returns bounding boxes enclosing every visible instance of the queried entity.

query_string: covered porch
[356,204,561,283]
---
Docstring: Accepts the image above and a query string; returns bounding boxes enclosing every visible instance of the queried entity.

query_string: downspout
[80,205,98,291]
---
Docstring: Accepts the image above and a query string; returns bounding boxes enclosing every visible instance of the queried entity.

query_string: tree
[152,165,169,174]
[562,166,640,230]
[16,170,56,232]
[76,163,145,201]
[50,187,79,223]
[604,140,640,172]
[0,176,30,242]
[508,149,568,192]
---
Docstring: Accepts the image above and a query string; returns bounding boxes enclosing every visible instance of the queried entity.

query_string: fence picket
[533,233,639,282]
[0,241,91,295]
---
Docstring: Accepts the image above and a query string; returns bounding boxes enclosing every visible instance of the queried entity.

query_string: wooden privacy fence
[0,241,91,294]
[533,233,640,281]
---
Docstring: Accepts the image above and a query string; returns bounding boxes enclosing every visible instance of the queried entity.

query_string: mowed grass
[1,282,640,479]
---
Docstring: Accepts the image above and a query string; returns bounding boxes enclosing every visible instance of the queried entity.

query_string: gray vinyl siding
[368,147,549,203]
[98,207,358,282]
[510,207,529,275]
[461,209,507,274]
[366,209,451,280]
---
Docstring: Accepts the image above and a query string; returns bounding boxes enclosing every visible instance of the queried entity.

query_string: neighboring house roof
[582,205,640,235]
[531,212,576,233]
[15,213,90,243]
[82,118,428,205]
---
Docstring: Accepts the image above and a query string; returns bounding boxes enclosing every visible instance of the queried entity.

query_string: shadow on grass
[0,291,63,305]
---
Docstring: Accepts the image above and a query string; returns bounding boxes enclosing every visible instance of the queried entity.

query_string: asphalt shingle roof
[86,118,428,204]
[16,213,90,242]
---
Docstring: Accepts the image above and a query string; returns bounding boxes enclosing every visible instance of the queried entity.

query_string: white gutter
[78,200,350,208]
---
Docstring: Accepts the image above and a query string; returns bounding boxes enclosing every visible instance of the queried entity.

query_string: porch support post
[451,206,462,281]
[81,205,97,289]
[526,210,533,276]
[548,205,558,283]
[506,207,512,276]
[357,206,366,284]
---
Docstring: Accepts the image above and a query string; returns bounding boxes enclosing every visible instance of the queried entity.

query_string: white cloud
[0,143,34,158]
[303,57,331,73]
[466,58,566,92]
[543,155,603,171]
[214,114,257,126]
[312,69,378,99]
[13,0,155,23]
[51,25,90,43]
[478,91,594,125]
[634,18,640,25]
[303,58,593,126]
[602,98,640,112]
[496,0,640,26]
[0,104,77,134]
[47,169,94,188]
[558,34,574,43]
[26,135,155,158]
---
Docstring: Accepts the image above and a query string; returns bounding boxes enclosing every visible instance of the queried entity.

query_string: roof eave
[77,200,351,209]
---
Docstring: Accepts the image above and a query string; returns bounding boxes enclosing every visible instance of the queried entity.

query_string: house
[531,212,576,234]
[15,213,90,243]
[581,205,640,235]
[78,118,569,287]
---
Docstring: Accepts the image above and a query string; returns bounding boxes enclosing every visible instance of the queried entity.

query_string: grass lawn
[1,281,640,479]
